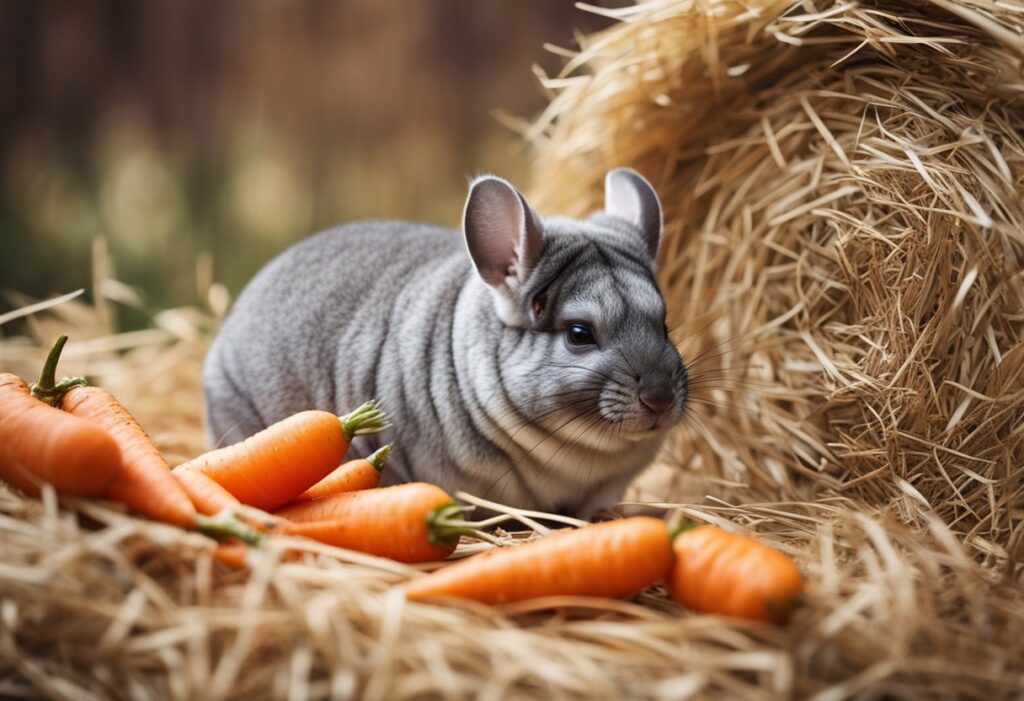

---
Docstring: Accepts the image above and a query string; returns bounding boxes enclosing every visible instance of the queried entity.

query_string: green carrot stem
[425,502,477,546]
[338,401,390,441]
[196,508,265,546]
[367,444,392,471]
[666,511,700,542]
[30,335,87,405]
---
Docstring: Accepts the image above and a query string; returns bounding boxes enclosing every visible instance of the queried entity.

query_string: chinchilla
[203,168,687,518]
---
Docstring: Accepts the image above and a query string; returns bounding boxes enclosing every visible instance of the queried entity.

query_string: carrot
[60,383,204,527]
[213,542,250,570]
[29,336,260,544]
[27,335,195,526]
[289,444,391,503]
[180,402,387,511]
[274,482,468,563]
[173,466,284,532]
[0,371,120,497]
[667,523,804,623]
[172,466,242,516]
[404,516,673,603]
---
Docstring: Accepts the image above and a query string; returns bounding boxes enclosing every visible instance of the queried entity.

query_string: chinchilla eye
[566,323,596,346]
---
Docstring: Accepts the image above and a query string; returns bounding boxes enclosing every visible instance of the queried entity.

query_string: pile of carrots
[0,336,805,624]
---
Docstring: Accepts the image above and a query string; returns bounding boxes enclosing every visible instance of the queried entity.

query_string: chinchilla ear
[604,168,662,261]
[462,175,544,295]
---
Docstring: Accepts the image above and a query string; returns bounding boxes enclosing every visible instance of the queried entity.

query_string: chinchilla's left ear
[604,168,662,261]
[462,175,544,297]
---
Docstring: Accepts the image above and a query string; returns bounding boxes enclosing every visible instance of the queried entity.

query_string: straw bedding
[2,0,1024,698]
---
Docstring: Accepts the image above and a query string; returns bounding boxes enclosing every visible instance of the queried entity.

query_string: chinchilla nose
[639,382,674,415]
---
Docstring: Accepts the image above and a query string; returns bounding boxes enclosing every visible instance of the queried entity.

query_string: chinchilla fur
[203,168,687,518]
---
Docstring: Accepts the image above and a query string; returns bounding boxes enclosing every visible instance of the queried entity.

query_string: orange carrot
[172,466,242,516]
[29,336,260,544]
[289,444,391,503]
[27,335,195,526]
[0,372,120,497]
[173,466,284,533]
[667,524,804,623]
[404,516,673,603]
[213,542,250,570]
[180,402,387,511]
[60,384,200,527]
[275,482,467,563]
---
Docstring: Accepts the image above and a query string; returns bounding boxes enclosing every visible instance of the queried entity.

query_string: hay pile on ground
[2,0,1024,698]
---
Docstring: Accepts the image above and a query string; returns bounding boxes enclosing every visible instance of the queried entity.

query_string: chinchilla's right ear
[604,168,662,262]
[462,175,544,303]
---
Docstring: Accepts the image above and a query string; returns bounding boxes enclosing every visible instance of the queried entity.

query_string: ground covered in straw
[3,0,1024,698]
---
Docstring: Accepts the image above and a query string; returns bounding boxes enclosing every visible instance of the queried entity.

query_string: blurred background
[0,1,613,328]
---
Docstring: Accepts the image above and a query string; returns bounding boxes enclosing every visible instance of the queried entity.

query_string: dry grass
[3,0,1024,697]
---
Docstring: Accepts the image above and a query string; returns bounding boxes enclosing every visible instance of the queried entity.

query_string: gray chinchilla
[203,168,687,518]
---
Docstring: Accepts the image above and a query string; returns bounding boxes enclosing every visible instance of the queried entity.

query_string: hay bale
[527,0,1024,559]
[2,1,1024,697]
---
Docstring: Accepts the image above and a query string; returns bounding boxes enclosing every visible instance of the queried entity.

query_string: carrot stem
[196,508,265,546]
[30,335,86,405]
[666,511,699,541]
[338,401,390,441]
[366,444,391,471]
[425,502,480,546]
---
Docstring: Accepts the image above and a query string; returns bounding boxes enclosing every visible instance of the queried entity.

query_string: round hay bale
[527,0,1024,560]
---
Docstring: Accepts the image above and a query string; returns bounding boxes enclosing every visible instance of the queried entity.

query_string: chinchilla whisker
[514,408,604,479]
[687,381,773,394]
[484,391,601,424]
[487,393,600,430]
[684,398,767,421]
[541,385,607,401]
[482,407,599,501]
[686,367,768,378]
[573,416,618,506]
[677,336,754,363]
[598,384,630,397]
[686,377,776,392]
[473,376,604,409]
[531,414,602,489]
[615,348,641,378]
[479,381,603,415]
[545,362,627,385]
[679,411,728,448]
[574,420,616,507]
[526,410,608,501]
[495,399,598,437]
[666,309,725,341]
[686,366,772,381]
[491,399,604,474]
[496,404,599,446]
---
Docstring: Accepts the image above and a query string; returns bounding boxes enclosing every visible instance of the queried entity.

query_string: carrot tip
[339,400,390,440]
[367,444,392,471]
[235,504,286,530]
